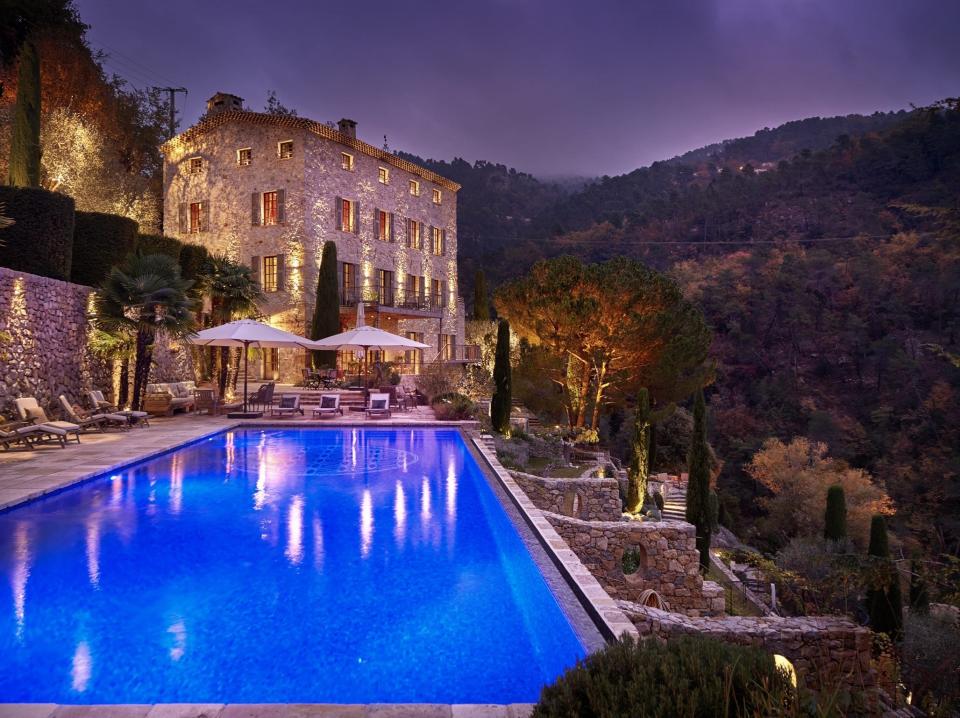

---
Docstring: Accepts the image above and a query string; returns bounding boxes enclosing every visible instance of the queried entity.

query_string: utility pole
[153,86,188,139]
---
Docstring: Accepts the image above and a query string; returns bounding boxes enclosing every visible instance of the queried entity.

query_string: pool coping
[0,420,631,715]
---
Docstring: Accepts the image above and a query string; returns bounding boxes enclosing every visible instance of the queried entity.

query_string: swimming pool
[0,427,588,704]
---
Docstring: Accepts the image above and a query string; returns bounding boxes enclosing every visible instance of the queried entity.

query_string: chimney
[337,118,357,139]
[206,92,244,116]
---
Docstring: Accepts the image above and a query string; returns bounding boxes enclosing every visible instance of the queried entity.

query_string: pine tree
[908,557,929,615]
[866,515,903,639]
[626,388,651,513]
[824,484,847,542]
[311,241,340,369]
[685,389,712,570]
[491,319,512,433]
[8,39,41,187]
[473,269,490,320]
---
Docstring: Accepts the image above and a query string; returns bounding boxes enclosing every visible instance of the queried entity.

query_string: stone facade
[161,98,466,383]
[620,602,880,714]
[509,471,623,522]
[0,267,110,415]
[545,512,725,616]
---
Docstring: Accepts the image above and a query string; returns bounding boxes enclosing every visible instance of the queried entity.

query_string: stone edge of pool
[0,420,637,715]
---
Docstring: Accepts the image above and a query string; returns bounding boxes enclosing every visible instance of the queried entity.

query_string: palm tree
[203,253,263,395]
[94,253,195,410]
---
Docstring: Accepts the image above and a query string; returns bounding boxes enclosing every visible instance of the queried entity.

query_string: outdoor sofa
[144,382,197,416]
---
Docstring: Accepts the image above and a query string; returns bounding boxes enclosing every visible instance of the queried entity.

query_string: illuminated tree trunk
[564,353,590,428]
[8,39,41,187]
[131,327,156,411]
[118,356,130,408]
[626,388,651,513]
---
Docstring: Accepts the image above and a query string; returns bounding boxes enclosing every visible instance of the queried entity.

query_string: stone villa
[161,92,470,383]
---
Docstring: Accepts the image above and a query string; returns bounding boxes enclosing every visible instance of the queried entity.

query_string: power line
[466,231,932,247]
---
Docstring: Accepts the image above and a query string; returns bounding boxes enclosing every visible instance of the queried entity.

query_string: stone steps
[662,484,687,521]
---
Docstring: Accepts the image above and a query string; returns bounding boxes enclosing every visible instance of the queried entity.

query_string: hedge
[178,242,211,283]
[137,233,184,260]
[71,211,139,287]
[0,185,75,280]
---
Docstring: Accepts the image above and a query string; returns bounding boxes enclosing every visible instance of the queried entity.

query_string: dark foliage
[908,557,929,614]
[7,38,40,187]
[430,392,475,421]
[310,241,340,369]
[491,319,512,433]
[0,184,74,279]
[472,269,489,320]
[137,234,182,260]
[686,389,712,570]
[824,485,847,541]
[532,634,797,718]
[866,515,903,640]
[71,211,138,286]
[177,243,210,284]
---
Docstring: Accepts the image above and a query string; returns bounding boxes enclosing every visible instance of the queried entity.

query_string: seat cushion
[43,420,80,431]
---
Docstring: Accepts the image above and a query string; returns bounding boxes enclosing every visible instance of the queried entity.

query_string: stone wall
[546,512,725,616]
[620,602,879,713]
[0,267,110,415]
[510,471,623,522]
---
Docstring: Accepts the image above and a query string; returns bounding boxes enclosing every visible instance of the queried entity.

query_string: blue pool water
[0,428,586,703]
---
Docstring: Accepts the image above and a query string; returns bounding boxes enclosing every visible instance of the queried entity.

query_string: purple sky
[76,0,960,177]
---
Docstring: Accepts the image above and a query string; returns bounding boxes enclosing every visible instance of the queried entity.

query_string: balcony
[339,287,445,315]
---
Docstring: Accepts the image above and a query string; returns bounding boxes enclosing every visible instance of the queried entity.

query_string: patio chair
[300,367,320,389]
[87,390,151,427]
[319,369,338,389]
[312,394,343,419]
[14,398,83,444]
[270,394,304,418]
[58,395,130,432]
[249,383,276,412]
[0,422,70,450]
[366,392,392,420]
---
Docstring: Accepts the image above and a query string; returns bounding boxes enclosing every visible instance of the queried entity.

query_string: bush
[71,211,138,286]
[431,392,475,421]
[902,612,960,715]
[653,491,665,511]
[0,185,75,279]
[137,233,183,260]
[533,634,798,718]
[416,360,458,403]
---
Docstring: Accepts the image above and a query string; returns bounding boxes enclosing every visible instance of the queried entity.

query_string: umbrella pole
[243,340,249,413]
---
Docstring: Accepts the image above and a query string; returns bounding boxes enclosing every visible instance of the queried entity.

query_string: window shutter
[201,201,210,233]
[337,261,343,291]
[441,229,446,255]
[251,193,261,226]
[335,196,342,230]
[405,218,412,248]
[353,201,360,234]
[178,203,187,233]
[427,225,433,252]
[374,207,380,239]
[251,256,261,287]
[390,213,396,243]
[277,189,286,224]
[276,253,286,291]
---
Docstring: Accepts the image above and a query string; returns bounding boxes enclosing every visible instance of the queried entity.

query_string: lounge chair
[0,422,70,450]
[312,394,343,419]
[58,395,129,432]
[193,388,242,416]
[366,392,392,420]
[248,383,276,412]
[14,397,83,444]
[271,394,303,418]
[88,390,150,427]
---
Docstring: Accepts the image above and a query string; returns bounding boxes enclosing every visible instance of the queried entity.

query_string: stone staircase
[662,482,687,521]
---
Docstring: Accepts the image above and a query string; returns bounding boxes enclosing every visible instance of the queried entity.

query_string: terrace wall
[510,470,623,522]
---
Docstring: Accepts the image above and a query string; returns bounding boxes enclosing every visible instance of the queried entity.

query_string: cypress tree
[490,319,512,433]
[685,389,712,570]
[824,484,847,542]
[866,515,903,639]
[626,388,651,513]
[908,557,929,615]
[473,269,490,320]
[311,241,340,369]
[8,39,41,187]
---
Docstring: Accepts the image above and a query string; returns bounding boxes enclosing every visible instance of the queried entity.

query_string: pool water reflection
[0,428,586,704]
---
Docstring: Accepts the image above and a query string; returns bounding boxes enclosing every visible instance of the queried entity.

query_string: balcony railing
[339,287,447,312]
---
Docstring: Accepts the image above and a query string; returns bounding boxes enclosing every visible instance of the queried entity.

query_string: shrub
[0,185,75,279]
[431,392,475,421]
[178,243,211,283]
[72,211,139,286]
[416,360,458,403]
[533,634,798,718]
[137,233,183,260]
[653,491,665,511]
[902,612,960,715]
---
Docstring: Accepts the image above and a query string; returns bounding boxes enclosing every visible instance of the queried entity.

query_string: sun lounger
[0,422,70,450]
[365,393,392,420]
[270,394,304,417]
[312,394,343,419]
[88,390,151,427]
[59,395,130,431]
[14,397,83,443]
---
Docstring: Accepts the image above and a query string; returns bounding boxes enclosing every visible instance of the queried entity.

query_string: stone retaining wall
[509,471,623,522]
[620,602,879,714]
[545,512,725,616]
[0,266,110,414]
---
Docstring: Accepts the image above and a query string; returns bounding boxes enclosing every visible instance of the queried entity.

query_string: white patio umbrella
[187,319,316,415]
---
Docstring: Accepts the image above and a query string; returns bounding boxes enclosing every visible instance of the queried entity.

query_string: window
[341,152,354,171]
[377,210,392,241]
[341,262,357,302]
[263,348,280,380]
[262,255,279,292]
[376,269,394,305]
[440,333,455,360]
[431,226,445,256]
[189,202,204,233]
[378,166,390,184]
[278,140,293,159]
[432,188,442,205]
[431,278,446,308]
[405,332,424,374]
[339,198,357,232]
[237,148,251,166]
[409,179,420,196]
[188,157,203,174]
[407,219,422,249]
[262,191,279,226]
[404,274,424,307]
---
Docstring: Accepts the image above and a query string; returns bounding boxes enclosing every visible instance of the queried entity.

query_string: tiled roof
[160,110,461,192]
